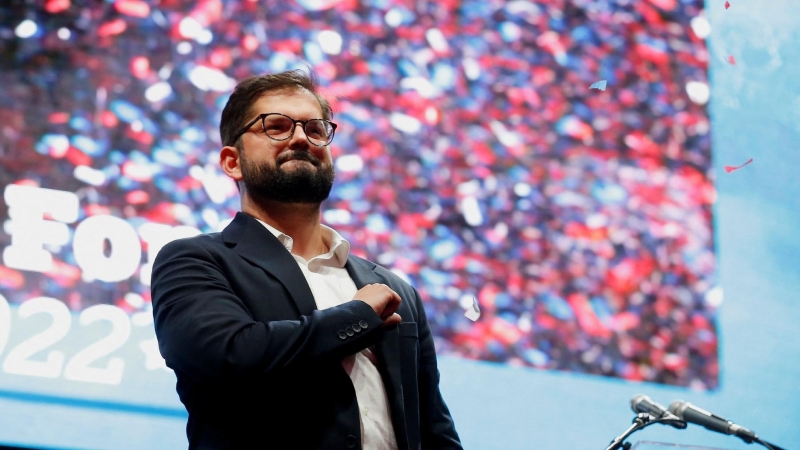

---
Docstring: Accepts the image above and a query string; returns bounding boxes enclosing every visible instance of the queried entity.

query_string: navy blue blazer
[151,212,461,449]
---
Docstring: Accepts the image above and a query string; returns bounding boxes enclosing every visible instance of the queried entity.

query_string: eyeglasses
[232,113,337,147]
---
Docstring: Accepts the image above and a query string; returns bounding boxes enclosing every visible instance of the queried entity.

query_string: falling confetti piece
[139,338,171,371]
[727,55,736,65]
[589,80,607,91]
[465,296,481,321]
[724,158,753,173]
[725,1,730,9]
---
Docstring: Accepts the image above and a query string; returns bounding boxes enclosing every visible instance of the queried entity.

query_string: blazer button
[352,323,362,332]
[338,331,347,340]
[345,327,354,337]
[345,435,357,448]
[359,320,368,329]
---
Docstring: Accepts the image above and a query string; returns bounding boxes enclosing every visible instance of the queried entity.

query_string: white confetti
[74,165,107,186]
[188,65,236,92]
[15,20,37,39]
[589,80,607,91]
[465,296,481,321]
[139,338,171,372]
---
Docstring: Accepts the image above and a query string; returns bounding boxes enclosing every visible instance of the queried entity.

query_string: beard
[239,149,335,204]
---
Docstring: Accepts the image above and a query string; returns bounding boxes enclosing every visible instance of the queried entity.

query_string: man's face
[237,88,335,204]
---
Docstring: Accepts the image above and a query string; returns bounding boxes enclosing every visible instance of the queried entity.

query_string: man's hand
[353,283,402,327]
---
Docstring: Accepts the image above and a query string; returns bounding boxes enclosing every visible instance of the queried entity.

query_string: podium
[632,441,735,450]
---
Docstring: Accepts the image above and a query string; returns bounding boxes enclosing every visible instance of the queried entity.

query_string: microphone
[630,394,685,429]
[605,395,687,450]
[668,400,757,443]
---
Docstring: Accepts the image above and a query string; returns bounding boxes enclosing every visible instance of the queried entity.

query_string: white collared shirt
[256,219,398,450]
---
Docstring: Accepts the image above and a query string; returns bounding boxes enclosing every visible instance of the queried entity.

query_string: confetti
[724,158,753,173]
[589,80,608,91]
[44,0,70,14]
[727,55,736,65]
[115,0,151,18]
[464,297,481,322]
[139,338,171,371]
[725,1,730,9]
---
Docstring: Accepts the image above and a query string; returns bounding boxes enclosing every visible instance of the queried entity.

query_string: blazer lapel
[222,212,317,316]
[345,257,410,450]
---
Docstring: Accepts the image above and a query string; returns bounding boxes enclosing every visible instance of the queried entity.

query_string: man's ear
[220,145,243,184]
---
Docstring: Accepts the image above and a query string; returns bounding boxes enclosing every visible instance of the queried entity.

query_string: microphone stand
[605,413,687,450]
[755,438,786,450]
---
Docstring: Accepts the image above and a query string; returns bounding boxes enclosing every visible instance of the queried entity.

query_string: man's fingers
[379,288,401,319]
[354,283,402,319]
[382,313,402,328]
[381,295,400,319]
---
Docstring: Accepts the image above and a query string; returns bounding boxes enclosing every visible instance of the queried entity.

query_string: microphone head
[630,394,648,409]
[630,394,669,418]
[630,394,653,415]
[668,400,688,418]
[632,395,687,429]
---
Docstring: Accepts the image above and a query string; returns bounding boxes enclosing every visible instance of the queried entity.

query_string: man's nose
[288,122,311,148]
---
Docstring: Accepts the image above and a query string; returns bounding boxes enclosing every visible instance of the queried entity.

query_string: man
[151,70,462,450]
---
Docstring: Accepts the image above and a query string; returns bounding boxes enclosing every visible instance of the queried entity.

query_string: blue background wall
[0,0,798,449]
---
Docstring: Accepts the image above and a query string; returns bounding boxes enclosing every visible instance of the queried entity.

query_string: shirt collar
[255,218,350,269]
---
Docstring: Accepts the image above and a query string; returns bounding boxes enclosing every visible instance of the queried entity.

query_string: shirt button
[338,331,347,340]
[345,327,354,337]
[345,435,357,448]
[352,323,362,332]
[359,320,368,329]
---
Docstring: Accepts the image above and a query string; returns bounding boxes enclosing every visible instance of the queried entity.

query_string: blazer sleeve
[413,288,463,449]
[150,237,384,383]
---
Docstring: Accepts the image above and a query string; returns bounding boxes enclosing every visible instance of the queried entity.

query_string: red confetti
[649,0,677,11]
[130,56,150,78]
[242,35,259,52]
[271,39,303,54]
[65,146,91,166]
[0,265,25,289]
[48,112,70,124]
[127,128,154,145]
[126,190,150,204]
[14,179,39,187]
[189,0,224,26]
[100,110,118,127]
[727,55,736,65]
[724,158,753,173]
[44,0,70,13]
[725,1,730,9]
[115,0,151,18]
[209,48,233,68]
[97,19,127,37]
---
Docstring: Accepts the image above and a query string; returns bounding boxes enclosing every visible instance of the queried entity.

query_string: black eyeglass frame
[230,113,338,147]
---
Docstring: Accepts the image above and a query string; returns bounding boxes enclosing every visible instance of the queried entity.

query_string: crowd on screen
[0,0,717,388]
